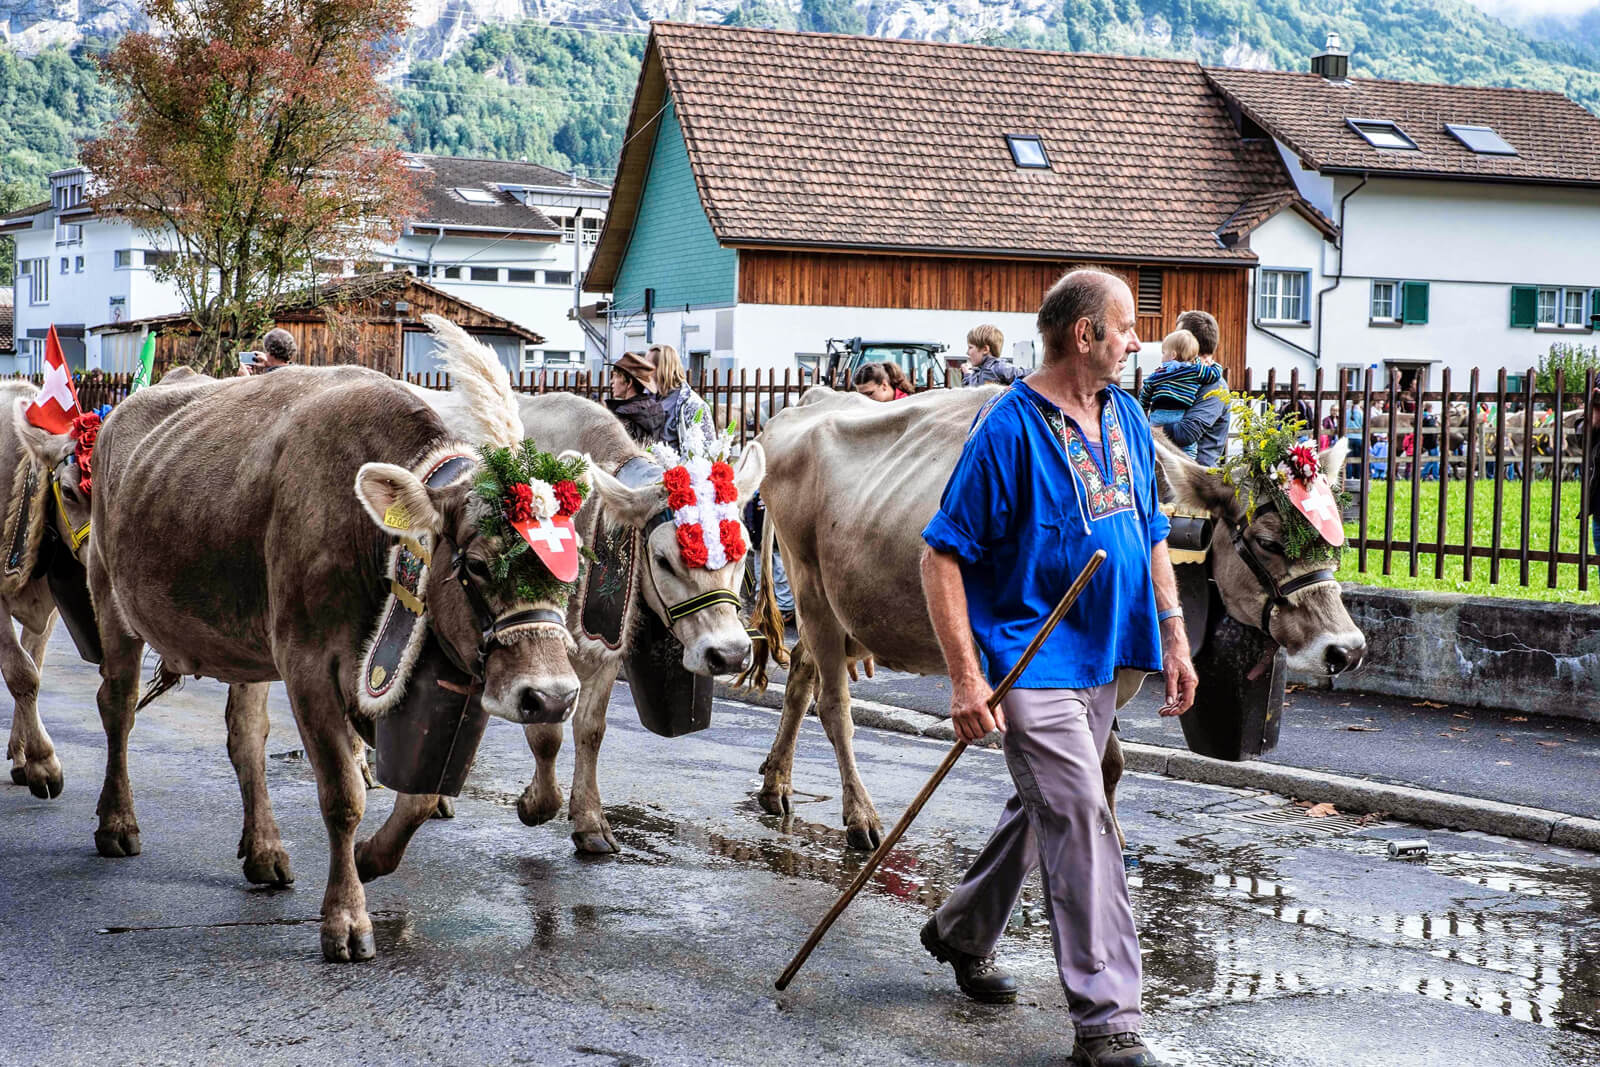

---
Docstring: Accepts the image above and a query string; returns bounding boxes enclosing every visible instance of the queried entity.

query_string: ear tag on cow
[384,501,412,530]
[1288,476,1345,547]
[512,514,580,583]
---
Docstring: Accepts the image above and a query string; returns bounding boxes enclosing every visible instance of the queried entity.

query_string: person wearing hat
[607,350,667,445]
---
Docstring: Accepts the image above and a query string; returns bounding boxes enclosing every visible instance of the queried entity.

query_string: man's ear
[354,463,444,541]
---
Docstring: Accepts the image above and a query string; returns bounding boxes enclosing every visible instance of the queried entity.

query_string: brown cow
[57,328,599,961]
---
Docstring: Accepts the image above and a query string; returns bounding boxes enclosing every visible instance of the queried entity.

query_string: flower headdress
[470,442,589,603]
[69,404,113,497]
[647,412,747,571]
[1216,398,1347,562]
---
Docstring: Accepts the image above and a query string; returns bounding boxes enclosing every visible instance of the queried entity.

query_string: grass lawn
[1338,477,1598,604]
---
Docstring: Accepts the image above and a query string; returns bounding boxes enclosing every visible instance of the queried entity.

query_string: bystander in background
[650,342,711,451]
[961,324,1018,387]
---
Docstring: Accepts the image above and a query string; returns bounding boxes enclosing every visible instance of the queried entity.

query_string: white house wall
[1243,210,1327,380]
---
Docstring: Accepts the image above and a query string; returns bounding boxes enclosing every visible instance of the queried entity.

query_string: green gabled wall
[612,98,736,314]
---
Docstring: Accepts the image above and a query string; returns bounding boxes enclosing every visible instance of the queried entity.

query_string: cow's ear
[588,460,669,527]
[732,443,765,506]
[355,463,443,540]
[1318,437,1349,483]
[11,399,75,470]
[1153,432,1243,522]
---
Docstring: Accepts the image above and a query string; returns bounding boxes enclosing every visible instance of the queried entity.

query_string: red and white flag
[1288,476,1346,547]
[512,514,581,582]
[24,325,81,435]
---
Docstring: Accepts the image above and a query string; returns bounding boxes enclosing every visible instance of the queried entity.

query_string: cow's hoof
[94,827,142,858]
[516,788,561,827]
[431,796,455,820]
[9,766,24,785]
[321,922,376,963]
[242,844,294,886]
[25,758,63,799]
[757,787,792,817]
[572,830,619,855]
[845,825,883,851]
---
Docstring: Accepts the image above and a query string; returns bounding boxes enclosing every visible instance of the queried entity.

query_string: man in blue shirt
[918,269,1196,1067]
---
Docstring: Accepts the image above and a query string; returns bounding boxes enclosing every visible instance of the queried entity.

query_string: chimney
[1311,31,1349,82]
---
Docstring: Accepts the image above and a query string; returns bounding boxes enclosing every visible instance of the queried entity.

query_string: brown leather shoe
[1071,1031,1161,1066]
[919,918,1017,1004]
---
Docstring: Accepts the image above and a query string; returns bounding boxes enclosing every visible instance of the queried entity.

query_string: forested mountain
[7,0,1600,207]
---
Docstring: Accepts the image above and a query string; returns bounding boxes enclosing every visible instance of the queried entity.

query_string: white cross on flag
[1288,476,1346,547]
[24,325,81,435]
[512,514,580,582]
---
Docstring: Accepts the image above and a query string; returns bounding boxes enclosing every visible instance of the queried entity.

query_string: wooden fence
[14,363,1595,594]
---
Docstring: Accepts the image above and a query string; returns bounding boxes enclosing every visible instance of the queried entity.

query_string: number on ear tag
[383,502,411,530]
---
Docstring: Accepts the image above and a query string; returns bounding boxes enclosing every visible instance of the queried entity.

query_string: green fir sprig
[470,442,589,604]
[1214,396,1348,564]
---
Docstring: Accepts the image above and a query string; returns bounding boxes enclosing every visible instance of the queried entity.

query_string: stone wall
[1293,587,1600,719]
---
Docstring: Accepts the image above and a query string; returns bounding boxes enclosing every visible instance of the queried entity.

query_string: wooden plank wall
[738,250,1248,382]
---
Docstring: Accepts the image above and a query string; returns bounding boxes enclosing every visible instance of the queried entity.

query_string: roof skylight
[1445,123,1519,156]
[453,187,500,204]
[1347,119,1419,151]
[1005,134,1051,170]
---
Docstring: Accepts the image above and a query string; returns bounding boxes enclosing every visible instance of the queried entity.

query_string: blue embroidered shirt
[922,380,1170,690]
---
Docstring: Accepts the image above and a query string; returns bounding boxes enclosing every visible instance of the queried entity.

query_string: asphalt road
[3,623,1600,1066]
[768,650,1600,820]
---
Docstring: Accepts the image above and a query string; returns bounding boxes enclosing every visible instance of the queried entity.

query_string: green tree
[82,0,421,374]
[799,0,865,35]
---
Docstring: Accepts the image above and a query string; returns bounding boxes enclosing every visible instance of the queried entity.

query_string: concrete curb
[717,681,1600,853]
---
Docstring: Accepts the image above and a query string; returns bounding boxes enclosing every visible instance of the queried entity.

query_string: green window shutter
[1509,285,1538,328]
[1400,281,1429,324]
[1590,287,1600,329]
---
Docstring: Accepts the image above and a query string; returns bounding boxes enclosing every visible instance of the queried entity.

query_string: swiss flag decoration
[511,514,580,582]
[24,325,81,435]
[1288,476,1346,547]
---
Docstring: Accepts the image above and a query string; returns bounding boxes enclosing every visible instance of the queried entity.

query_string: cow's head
[1157,436,1366,675]
[12,399,93,556]
[588,444,767,675]
[355,460,581,724]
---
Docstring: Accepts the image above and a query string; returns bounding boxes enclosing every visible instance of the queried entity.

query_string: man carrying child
[1138,328,1221,458]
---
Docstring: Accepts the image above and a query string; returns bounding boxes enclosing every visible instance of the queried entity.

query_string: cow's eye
[464,557,492,581]
[1256,537,1285,554]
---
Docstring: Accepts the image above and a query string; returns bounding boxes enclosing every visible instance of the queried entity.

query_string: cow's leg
[568,661,623,855]
[354,734,378,790]
[285,680,373,962]
[1102,730,1127,852]
[804,616,881,851]
[757,641,816,817]
[224,682,292,885]
[92,627,145,858]
[4,615,63,799]
[355,791,442,883]
[517,722,565,827]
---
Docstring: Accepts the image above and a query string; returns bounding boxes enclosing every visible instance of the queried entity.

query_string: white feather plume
[421,313,525,447]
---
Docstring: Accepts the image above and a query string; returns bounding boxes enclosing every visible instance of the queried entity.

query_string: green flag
[130,332,155,394]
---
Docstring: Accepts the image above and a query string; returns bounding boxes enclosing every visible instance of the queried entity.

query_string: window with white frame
[1370,280,1397,321]
[468,266,499,282]
[1565,288,1587,328]
[22,258,48,304]
[1258,269,1308,323]
[544,270,573,287]
[114,249,134,268]
[507,268,538,283]
[1537,288,1559,326]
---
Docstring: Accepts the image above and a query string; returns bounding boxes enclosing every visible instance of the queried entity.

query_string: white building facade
[1,157,610,376]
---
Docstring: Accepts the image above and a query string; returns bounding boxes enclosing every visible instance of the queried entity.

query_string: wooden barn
[91,271,543,378]
[587,23,1338,385]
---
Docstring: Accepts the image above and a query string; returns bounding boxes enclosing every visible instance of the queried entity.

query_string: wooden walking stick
[774,549,1106,991]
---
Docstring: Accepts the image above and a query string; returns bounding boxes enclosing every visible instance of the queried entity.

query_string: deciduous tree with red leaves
[82,0,421,374]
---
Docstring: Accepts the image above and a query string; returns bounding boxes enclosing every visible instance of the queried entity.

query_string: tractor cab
[803,338,951,391]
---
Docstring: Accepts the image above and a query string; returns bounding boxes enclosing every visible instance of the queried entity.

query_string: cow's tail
[134,659,184,712]
[737,512,788,690]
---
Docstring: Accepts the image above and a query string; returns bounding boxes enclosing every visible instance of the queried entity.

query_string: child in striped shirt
[1140,330,1222,456]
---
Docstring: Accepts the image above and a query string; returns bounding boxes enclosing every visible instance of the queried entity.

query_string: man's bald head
[1037,268,1127,364]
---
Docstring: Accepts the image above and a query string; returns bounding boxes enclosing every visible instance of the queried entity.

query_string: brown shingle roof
[1205,68,1600,185]
[406,155,580,234]
[1215,189,1337,246]
[591,23,1293,286]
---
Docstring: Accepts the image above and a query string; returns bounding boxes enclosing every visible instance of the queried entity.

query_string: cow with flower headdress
[36,315,655,962]
[414,384,764,854]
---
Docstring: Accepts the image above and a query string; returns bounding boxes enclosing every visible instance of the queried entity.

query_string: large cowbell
[1172,560,1286,762]
[373,633,490,797]
[41,524,103,664]
[626,607,714,738]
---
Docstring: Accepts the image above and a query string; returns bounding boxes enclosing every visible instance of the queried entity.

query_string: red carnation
[677,523,709,568]
[553,479,583,517]
[663,465,696,511]
[77,474,91,497]
[710,460,738,504]
[503,482,535,524]
[70,412,101,444]
[720,519,746,562]
[76,450,91,476]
